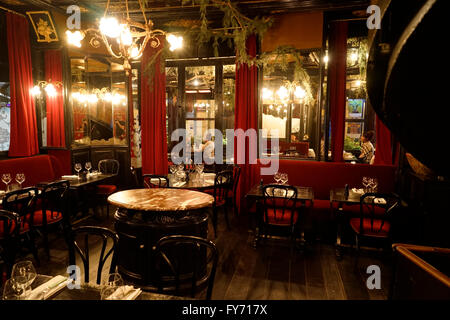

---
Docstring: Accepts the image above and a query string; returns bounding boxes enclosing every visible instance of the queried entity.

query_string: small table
[31,275,187,300]
[330,188,363,258]
[108,189,214,289]
[167,173,216,190]
[246,185,314,247]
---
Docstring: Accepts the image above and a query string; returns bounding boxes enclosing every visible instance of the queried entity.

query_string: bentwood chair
[96,159,120,218]
[260,184,299,247]
[67,226,119,285]
[143,174,169,188]
[153,235,218,300]
[211,170,233,237]
[0,210,21,284]
[34,180,70,260]
[228,165,241,216]
[2,187,40,266]
[349,193,401,254]
[130,166,144,188]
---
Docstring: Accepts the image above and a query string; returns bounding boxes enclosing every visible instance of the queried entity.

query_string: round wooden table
[108,189,214,290]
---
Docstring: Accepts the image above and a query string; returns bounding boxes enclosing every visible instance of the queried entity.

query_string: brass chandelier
[65,0,182,73]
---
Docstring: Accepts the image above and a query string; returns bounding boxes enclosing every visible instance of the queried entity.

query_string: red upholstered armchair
[96,159,120,217]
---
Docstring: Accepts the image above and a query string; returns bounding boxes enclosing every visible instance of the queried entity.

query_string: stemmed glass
[362,176,370,193]
[2,173,12,192]
[280,173,289,185]
[274,172,282,184]
[10,261,37,299]
[100,273,125,300]
[15,173,25,189]
[74,163,82,177]
[85,162,92,174]
[195,163,204,174]
[369,178,378,193]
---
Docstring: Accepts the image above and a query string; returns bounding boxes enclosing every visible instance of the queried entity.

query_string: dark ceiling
[1,0,370,25]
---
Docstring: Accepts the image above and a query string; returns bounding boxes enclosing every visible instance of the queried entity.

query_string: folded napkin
[27,275,67,300]
[374,198,387,204]
[61,175,79,180]
[352,188,365,194]
[106,285,142,300]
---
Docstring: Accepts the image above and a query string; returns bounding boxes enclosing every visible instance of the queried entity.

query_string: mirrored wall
[70,56,128,146]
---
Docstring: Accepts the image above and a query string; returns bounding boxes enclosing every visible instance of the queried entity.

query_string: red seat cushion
[214,196,226,207]
[97,185,117,195]
[33,210,63,226]
[350,218,391,238]
[264,208,298,226]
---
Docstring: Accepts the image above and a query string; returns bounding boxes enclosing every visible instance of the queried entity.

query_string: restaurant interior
[0,0,449,302]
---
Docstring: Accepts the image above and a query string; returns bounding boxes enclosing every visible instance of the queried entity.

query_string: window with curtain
[261,50,321,159]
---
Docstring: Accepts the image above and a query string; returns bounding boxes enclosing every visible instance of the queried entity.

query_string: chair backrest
[143,174,169,188]
[67,226,119,285]
[262,184,298,226]
[39,180,70,228]
[0,209,20,240]
[231,165,241,194]
[130,166,143,188]
[98,159,120,175]
[153,235,218,300]
[2,187,38,231]
[358,193,401,236]
[213,170,233,204]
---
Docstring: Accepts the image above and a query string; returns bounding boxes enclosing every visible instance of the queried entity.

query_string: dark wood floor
[17,205,393,300]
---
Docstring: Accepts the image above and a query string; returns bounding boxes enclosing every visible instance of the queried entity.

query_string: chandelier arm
[104,0,111,18]
[137,0,148,26]
[100,33,123,59]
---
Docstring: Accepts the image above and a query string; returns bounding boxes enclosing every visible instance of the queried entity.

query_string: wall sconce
[30,80,63,98]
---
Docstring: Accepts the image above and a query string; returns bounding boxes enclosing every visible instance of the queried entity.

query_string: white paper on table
[27,275,68,300]
[106,285,142,300]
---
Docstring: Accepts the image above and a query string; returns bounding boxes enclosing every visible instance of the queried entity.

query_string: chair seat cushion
[350,218,391,238]
[33,210,63,226]
[264,208,298,226]
[97,185,117,195]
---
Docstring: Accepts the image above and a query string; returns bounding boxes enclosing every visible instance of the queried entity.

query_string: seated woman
[359,131,375,164]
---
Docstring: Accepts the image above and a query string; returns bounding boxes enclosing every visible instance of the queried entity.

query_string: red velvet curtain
[374,115,395,165]
[141,36,168,175]
[45,50,65,147]
[328,21,348,162]
[6,13,39,157]
[234,35,258,213]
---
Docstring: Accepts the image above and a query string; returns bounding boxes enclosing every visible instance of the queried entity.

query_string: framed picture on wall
[345,122,364,140]
[346,99,365,119]
[26,11,59,43]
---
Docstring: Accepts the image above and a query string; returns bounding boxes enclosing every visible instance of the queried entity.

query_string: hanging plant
[142,0,315,101]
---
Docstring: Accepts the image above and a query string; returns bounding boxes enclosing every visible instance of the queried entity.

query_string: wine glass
[274,172,282,184]
[195,163,204,174]
[362,176,370,193]
[11,261,37,298]
[74,163,82,176]
[85,162,92,174]
[15,173,25,189]
[280,173,288,185]
[1,173,12,191]
[100,273,124,300]
[369,178,378,193]
[170,165,177,175]
[2,279,23,300]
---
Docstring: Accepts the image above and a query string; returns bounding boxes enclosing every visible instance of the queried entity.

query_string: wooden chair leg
[42,225,50,260]
[27,232,40,267]
[212,207,218,238]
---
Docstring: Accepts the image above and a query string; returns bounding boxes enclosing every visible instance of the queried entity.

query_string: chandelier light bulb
[30,85,41,96]
[45,84,57,97]
[167,34,183,51]
[262,88,273,101]
[294,86,306,99]
[88,94,98,103]
[129,46,141,59]
[66,30,84,48]
[120,26,133,46]
[276,86,289,100]
[99,17,121,38]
